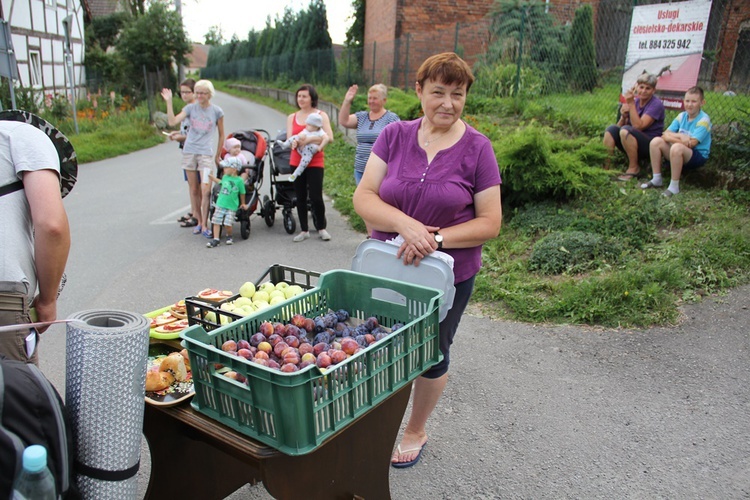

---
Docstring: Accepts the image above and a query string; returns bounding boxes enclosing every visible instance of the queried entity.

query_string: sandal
[180,217,198,228]
[616,172,640,182]
[192,225,202,235]
[177,212,193,223]
[640,180,661,190]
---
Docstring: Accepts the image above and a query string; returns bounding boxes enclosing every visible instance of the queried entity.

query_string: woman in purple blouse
[353,52,502,469]
[603,72,665,181]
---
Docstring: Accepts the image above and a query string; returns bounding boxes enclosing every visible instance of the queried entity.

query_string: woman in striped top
[339,84,400,185]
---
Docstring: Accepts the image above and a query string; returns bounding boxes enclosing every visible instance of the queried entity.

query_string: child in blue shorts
[642,86,712,197]
[206,157,247,247]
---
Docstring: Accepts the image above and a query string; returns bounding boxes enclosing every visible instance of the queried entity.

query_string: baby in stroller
[209,130,267,240]
[275,113,329,182]
[222,137,253,184]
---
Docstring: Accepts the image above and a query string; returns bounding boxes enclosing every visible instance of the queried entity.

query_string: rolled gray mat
[65,310,149,499]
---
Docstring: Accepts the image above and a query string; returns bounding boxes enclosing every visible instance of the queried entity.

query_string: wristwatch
[433,231,444,250]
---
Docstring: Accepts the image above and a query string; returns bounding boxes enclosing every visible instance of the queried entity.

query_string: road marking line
[151,205,193,225]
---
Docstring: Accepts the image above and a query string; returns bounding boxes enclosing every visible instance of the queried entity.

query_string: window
[44,0,55,7]
[29,51,41,87]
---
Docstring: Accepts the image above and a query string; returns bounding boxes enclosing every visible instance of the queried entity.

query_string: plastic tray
[145,306,185,340]
[351,239,455,321]
[186,264,321,332]
[180,269,442,456]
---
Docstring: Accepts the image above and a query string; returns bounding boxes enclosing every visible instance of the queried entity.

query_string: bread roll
[160,352,188,382]
[179,348,191,372]
[146,367,174,392]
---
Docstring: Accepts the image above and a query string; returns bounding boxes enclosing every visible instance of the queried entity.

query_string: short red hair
[416,52,475,92]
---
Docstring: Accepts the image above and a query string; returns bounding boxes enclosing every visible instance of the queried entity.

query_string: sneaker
[319,229,331,241]
[225,236,233,245]
[293,231,310,242]
[206,238,219,248]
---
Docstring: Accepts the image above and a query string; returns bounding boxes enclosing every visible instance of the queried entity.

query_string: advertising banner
[622,0,712,108]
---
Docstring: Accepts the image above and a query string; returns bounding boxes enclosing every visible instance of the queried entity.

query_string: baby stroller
[210,129,269,239]
[259,131,316,234]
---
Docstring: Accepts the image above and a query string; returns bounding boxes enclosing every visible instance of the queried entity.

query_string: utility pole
[175,0,185,83]
[62,15,79,134]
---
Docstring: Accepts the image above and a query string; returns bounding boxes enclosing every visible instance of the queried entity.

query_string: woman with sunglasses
[166,78,199,227]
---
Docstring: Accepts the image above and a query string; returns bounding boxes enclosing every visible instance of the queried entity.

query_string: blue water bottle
[12,445,56,500]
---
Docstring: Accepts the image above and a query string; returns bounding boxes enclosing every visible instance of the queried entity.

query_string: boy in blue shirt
[206,156,246,247]
[642,86,712,197]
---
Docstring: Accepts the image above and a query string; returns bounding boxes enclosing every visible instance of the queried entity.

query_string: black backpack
[0,355,79,499]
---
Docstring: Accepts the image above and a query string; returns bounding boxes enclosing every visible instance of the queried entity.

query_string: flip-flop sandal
[391,441,427,469]
[192,225,202,235]
[177,213,193,223]
[640,181,661,190]
[180,217,198,228]
[616,172,640,181]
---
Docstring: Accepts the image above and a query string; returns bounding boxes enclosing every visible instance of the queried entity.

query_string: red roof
[655,53,703,93]
[187,44,209,69]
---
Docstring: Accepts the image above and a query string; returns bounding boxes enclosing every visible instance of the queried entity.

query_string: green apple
[259,282,276,293]
[233,296,253,307]
[284,285,304,299]
[205,311,217,323]
[220,315,231,325]
[269,290,286,300]
[253,301,269,311]
[275,281,290,290]
[239,281,256,299]
[253,291,270,303]
[234,307,252,317]
[269,295,286,305]
[220,302,235,312]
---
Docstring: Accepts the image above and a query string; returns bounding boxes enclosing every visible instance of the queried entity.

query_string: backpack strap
[0,180,23,197]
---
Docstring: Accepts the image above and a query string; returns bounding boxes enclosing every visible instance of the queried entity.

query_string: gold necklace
[422,124,450,147]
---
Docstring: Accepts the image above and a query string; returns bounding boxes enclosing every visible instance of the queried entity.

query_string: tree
[121,0,146,17]
[204,25,225,46]
[345,0,365,66]
[116,1,190,93]
[567,4,598,92]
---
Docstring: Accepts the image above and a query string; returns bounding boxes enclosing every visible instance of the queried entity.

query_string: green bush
[473,62,546,98]
[0,79,41,114]
[495,122,610,207]
[528,230,622,275]
[508,201,579,235]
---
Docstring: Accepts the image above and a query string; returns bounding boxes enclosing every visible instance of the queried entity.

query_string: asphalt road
[39,92,750,499]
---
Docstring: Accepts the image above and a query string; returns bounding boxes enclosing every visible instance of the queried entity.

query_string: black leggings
[293,166,326,232]
[422,275,476,379]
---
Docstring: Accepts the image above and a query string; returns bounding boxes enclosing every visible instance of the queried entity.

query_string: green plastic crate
[185,264,321,332]
[180,269,443,456]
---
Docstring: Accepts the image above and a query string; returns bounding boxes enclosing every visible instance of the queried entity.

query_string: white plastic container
[351,239,455,321]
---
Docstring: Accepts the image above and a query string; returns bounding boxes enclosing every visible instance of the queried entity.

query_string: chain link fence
[200,0,747,161]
